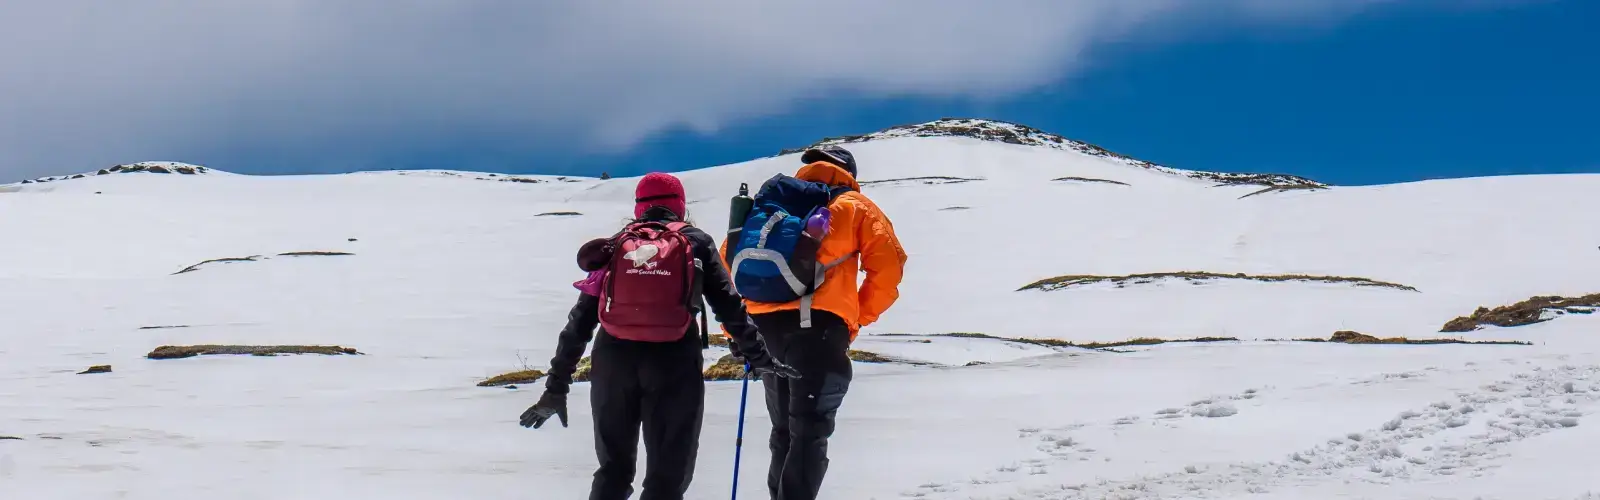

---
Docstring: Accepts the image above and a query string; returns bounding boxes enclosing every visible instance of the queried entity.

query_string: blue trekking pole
[731,363,752,499]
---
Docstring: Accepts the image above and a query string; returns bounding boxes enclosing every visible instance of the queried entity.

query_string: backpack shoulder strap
[828,185,855,200]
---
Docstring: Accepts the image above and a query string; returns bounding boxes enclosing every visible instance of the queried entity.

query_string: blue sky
[1,0,1593,186]
[555,0,1597,186]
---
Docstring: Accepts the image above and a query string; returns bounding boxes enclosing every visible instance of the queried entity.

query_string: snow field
[4,125,1600,498]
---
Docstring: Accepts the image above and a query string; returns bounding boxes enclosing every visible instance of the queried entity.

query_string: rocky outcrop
[1299,331,1529,346]
[1440,293,1600,332]
[13,162,213,186]
[778,119,1324,188]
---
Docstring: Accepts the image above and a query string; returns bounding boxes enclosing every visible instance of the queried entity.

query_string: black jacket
[543,219,774,395]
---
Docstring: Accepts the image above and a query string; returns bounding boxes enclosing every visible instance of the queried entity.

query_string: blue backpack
[727,174,855,327]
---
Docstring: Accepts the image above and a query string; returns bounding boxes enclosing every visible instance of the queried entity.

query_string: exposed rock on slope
[1440,293,1600,332]
[15,162,212,185]
[172,256,264,275]
[779,118,1324,188]
[1297,330,1529,346]
[173,251,354,274]
[858,176,984,187]
[1053,176,1131,186]
[1019,272,1418,292]
[146,345,362,359]
[877,332,1239,352]
[1238,184,1330,199]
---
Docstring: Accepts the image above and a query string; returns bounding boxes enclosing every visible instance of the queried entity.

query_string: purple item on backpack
[804,206,831,240]
[573,269,606,297]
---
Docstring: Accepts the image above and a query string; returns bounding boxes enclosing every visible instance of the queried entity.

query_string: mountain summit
[781,118,1324,187]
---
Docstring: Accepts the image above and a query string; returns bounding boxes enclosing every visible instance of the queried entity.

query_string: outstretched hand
[519,391,568,429]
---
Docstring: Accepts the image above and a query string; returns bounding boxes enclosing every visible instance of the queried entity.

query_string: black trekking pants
[587,332,706,500]
[752,310,854,500]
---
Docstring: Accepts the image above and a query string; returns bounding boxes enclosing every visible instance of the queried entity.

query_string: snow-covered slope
[2,121,1598,500]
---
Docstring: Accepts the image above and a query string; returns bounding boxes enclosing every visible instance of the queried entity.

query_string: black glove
[519,391,568,429]
[748,358,802,379]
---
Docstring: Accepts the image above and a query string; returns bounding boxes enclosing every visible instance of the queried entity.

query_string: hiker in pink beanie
[632,172,689,220]
[522,171,799,500]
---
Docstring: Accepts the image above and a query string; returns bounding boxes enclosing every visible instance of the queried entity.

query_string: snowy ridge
[360,169,591,184]
[5,164,594,187]
[11,161,217,185]
[778,118,1326,187]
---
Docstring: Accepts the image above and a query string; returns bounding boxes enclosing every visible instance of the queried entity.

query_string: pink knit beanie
[633,172,687,219]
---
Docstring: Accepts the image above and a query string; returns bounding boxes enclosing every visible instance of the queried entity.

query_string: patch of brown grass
[937,332,998,339]
[571,357,593,382]
[1052,176,1130,186]
[146,345,362,359]
[846,350,894,363]
[1440,293,1600,332]
[703,355,747,381]
[78,365,112,375]
[1019,271,1419,293]
[1074,336,1239,349]
[172,256,263,275]
[278,251,354,256]
[708,334,729,348]
[478,369,546,387]
[1295,330,1529,346]
[874,332,1237,352]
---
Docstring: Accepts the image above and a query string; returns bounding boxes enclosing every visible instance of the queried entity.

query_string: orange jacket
[720,161,908,341]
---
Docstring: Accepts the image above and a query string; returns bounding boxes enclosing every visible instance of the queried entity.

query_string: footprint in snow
[976,364,1600,500]
[1189,402,1239,418]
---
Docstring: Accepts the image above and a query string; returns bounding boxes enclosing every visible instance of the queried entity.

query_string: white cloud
[0,0,1522,180]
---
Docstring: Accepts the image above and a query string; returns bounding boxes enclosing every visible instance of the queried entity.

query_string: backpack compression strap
[798,250,859,329]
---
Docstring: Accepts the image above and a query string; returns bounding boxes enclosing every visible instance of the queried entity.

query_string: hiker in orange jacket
[720,145,907,500]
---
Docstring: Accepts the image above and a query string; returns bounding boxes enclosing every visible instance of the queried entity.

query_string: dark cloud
[0,0,1523,180]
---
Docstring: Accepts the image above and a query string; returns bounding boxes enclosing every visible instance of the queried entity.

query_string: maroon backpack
[598,220,701,342]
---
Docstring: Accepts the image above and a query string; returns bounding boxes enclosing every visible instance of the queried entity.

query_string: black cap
[801,145,857,178]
